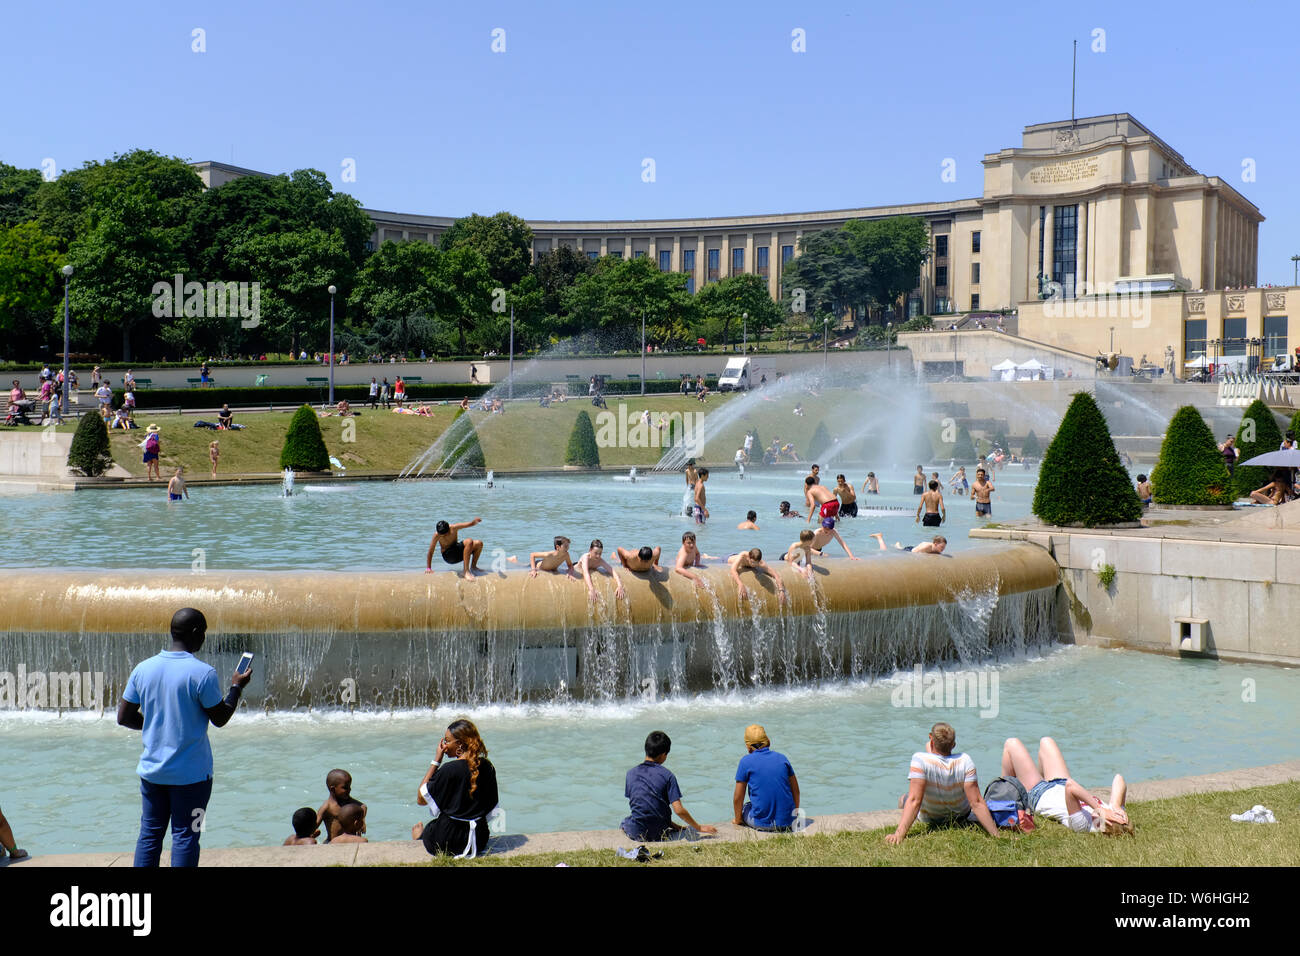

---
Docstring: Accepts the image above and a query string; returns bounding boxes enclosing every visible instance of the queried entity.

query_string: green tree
[1233,399,1284,497]
[0,222,61,348]
[66,412,113,477]
[694,274,783,349]
[842,216,930,321]
[65,190,189,361]
[563,256,696,351]
[565,410,601,467]
[279,404,331,471]
[432,245,495,354]
[228,228,352,357]
[439,212,534,290]
[0,163,43,228]
[36,150,201,245]
[533,245,596,338]
[1150,405,1233,505]
[349,240,443,355]
[779,229,870,329]
[1032,392,1142,526]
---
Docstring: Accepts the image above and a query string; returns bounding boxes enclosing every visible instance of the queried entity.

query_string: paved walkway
[11,759,1300,867]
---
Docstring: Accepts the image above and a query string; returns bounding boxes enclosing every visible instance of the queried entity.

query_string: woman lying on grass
[1001,737,1133,836]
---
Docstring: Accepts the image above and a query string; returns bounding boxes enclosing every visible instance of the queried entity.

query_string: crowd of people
[41,612,1129,870]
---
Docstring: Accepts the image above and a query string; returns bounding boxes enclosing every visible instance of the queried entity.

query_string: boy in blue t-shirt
[733,724,800,830]
[621,731,718,841]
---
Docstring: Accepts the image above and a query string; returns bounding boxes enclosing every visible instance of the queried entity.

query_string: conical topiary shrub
[1150,405,1233,505]
[1232,399,1284,497]
[1021,430,1042,460]
[952,426,976,462]
[67,412,113,477]
[279,404,331,471]
[808,421,832,460]
[1289,409,1300,440]
[565,409,601,468]
[1032,392,1142,526]
[438,409,486,473]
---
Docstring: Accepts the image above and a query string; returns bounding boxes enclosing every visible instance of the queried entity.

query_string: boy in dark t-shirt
[621,731,717,841]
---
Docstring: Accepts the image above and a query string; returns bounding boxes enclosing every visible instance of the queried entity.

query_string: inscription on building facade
[1027,157,1100,185]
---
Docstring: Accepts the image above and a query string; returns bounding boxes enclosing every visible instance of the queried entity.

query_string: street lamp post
[640,311,646,396]
[327,285,337,406]
[742,312,748,355]
[61,264,73,413]
[886,321,893,375]
[1292,254,1299,286]
[508,304,515,401]
[1109,326,1115,352]
[823,315,829,370]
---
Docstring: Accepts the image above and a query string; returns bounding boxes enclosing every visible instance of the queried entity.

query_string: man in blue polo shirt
[117,607,251,867]
[733,724,800,831]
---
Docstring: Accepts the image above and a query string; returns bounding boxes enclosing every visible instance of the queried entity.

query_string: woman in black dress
[411,719,499,857]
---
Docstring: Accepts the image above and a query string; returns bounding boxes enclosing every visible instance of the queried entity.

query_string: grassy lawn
[88,386,945,478]
[105,406,459,477]
[412,781,1300,867]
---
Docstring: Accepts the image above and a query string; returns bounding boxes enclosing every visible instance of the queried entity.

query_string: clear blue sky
[3,0,1298,282]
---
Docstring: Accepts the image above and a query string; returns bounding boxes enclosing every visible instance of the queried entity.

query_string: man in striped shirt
[886,722,1000,844]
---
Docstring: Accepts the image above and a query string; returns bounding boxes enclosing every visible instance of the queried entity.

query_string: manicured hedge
[1232,399,1284,497]
[807,422,832,460]
[565,410,601,468]
[1032,392,1142,526]
[279,405,331,472]
[1020,430,1042,459]
[67,412,113,477]
[1150,405,1233,505]
[438,409,486,474]
[130,384,493,410]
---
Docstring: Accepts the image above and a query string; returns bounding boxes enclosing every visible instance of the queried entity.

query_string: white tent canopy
[1185,355,1210,368]
[1016,359,1047,370]
[991,359,1018,371]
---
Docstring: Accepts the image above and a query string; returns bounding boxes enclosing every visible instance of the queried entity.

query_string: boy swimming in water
[574,539,626,601]
[727,548,788,605]
[805,475,839,526]
[737,511,760,530]
[784,529,820,575]
[528,536,578,577]
[778,500,803,519]
[284,808,321,845]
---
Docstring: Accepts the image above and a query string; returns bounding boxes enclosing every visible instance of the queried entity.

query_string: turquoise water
[1,645,1293,855]
[0,465,1036,570]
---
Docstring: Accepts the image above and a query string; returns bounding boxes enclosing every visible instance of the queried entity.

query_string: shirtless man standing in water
[970,468,996,518]
[915,481,946,528]
[426,517,484,577]
[804,476,839,526]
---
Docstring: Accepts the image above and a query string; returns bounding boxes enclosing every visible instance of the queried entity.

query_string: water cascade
[0,545,1059,710]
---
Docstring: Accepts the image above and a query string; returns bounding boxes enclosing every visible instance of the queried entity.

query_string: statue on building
[1164,345,1175,377]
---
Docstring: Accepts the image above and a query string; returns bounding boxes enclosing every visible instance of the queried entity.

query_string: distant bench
[131,378,152,389]
[186,377,214,388]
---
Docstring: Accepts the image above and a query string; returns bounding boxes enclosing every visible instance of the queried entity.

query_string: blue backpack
[983,776,1033,830]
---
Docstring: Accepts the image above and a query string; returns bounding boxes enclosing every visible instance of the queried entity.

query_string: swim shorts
[913,485,923,495]
[442,541,466,564]
[840,500,858,518]
[169,493,182,501]
[693,504,706,524]
[975,501,991,516]
[922,513,942,527]
[819,500,840,520]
